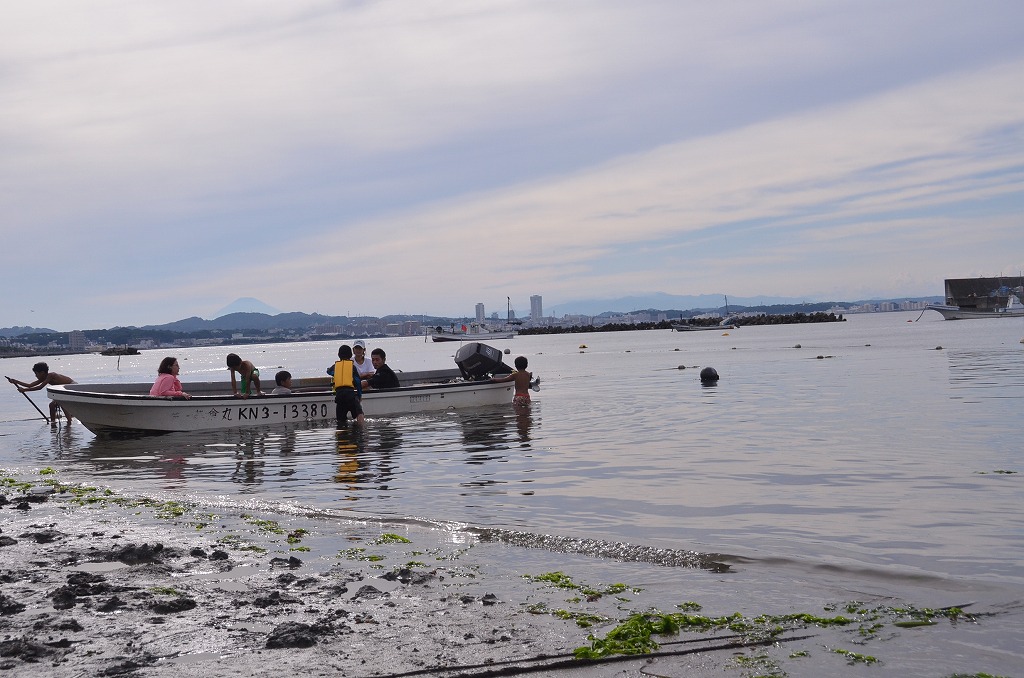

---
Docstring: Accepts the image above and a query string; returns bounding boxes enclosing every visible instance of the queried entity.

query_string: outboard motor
[454,342,512,380]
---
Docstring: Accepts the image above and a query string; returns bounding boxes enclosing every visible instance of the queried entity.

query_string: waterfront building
[69,330,87,352]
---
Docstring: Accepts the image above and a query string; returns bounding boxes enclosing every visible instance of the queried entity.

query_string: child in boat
[331,345,364,425]
[489,356,533,407]
[6,362,76,423]
[226,353,263,398]
[272,370,293,395]
[150,357,191,399]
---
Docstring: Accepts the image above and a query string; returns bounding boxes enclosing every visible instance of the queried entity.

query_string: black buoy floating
[699,367,719,385]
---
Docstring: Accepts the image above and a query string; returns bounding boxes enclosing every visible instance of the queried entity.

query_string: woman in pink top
[150,357,191,399]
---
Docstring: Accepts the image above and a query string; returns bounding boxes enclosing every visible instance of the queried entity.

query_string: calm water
[2,311,1023,670]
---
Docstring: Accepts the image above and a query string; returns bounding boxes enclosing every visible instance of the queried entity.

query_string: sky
[3,1,1024,331]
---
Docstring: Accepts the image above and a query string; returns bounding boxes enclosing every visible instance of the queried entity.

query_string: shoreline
[1,473,1019,677]
[1,477,753,677]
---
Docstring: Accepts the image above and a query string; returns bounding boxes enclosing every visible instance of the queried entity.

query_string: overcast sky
[3,1,1023,331]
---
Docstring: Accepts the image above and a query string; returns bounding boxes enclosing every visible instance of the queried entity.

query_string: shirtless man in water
[7,362,75,423]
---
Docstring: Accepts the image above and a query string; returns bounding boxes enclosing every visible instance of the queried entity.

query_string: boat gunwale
[48,378,504,403]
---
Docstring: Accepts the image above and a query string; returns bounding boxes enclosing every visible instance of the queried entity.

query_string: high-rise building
[69,330,87,352]
[475,303,485,322]
[530,295,543,320]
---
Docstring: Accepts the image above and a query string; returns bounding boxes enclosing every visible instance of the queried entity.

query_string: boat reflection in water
[70,404,539,513]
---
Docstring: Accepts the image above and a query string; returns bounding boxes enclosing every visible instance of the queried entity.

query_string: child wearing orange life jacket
[330,344,364,425]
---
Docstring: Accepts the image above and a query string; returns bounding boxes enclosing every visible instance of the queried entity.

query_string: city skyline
[3,2,1023,331]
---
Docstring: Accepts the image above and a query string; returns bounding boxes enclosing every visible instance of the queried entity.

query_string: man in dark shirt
[362,348,401,390]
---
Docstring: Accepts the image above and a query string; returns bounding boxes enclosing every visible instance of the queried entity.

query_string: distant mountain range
[0,325,57,338]
[1,293,944,337]
[548,292,810,317]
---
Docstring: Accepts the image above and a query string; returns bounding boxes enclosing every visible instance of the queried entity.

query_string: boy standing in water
[226,353,263,398]
[332,345,364,426]
[6,362,76,423]
[490,356,533,407]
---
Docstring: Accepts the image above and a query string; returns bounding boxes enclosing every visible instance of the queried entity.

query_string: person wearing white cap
[351,340,375,377]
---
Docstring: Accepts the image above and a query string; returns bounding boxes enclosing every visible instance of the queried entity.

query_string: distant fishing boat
[928,276,1024,320]
[427,323,516,342]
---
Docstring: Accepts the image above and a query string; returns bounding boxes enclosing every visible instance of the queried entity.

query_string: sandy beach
[1,469,1014,678]
[1,474,789,678]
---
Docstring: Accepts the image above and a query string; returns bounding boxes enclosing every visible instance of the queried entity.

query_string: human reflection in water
[368,421,402,491]
[458,405,538,462]
[515,406,534,448]
[333,426,366,500]
[333,422,404,497]
[231,429,268,487]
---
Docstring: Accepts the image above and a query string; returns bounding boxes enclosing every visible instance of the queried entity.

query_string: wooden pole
[18,388,50,423]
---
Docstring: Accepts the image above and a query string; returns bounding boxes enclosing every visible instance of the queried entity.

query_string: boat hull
[671,324,737,331]
[927,304,1024,320]
[430,331,515,342]
[48,377,515,435]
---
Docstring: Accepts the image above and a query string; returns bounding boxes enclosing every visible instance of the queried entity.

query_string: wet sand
[0,481,760,677]
[1,476,1017,677]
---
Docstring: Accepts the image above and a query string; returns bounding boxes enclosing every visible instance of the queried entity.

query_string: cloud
[2,2,1024,328]
[180,59,1021,310]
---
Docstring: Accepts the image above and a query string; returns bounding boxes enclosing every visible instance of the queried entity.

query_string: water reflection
[458,405,535,460]
[51,407,541,511]
[229,428,271,487]
[946,349,1024,400]
[331,420,405,500]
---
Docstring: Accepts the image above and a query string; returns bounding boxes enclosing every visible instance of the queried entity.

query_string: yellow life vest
[333,360,355,390]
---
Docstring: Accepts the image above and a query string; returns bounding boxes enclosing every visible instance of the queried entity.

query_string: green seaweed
[337,547,385,562]
[374,533,412,545]
[832,648,879,665]
[524,571,641,599]
[149,586,181,596]
[241,514,284,534]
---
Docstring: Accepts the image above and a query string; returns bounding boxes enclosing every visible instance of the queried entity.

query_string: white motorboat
[928,277,1024,320]
[928,294,1024,320]
[427,322,516,342]
[48,343,527,435]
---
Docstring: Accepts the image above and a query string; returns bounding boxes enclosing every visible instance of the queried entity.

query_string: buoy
[503,348,511,354]
[699,367,719,384]
[677,365,686,370]
[935,346,943,350]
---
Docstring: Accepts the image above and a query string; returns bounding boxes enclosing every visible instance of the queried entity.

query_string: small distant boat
[100,346,140,356]
[428,323,516,342]
[671,321,738,332]
[671,295,739,331]
[928,276,1024,320]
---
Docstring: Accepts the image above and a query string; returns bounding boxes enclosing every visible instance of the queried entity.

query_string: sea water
[2,310,1022,672]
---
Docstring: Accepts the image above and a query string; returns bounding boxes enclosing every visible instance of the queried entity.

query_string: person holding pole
[6,362,76,424]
